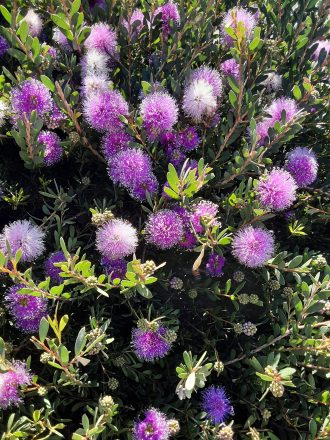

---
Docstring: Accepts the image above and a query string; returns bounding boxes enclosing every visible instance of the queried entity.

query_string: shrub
[0,0,329,439]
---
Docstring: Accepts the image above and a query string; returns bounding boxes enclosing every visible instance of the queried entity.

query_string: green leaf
[17,20,29,43]
[59,315,69,332]
[40,75,55,92]
[39,317,49,343]
[288,255,303,268]
[292,85,302,101]
[229,90,237,108]
[75,327,87,356]
[59,345,70,363]
[70,0,81,17]
[256,372,273,381]
[279,367,296,378]
[185,371,196,391]
[136,284,153,298]
[164,186,180,200]
[0,5,11,24]
[51,14,70,31]
[249,37,260,51]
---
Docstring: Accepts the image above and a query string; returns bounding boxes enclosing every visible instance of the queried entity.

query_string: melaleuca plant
[0,0,329,439]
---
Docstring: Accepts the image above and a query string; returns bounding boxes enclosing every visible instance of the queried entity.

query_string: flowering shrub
[0,0,329,439]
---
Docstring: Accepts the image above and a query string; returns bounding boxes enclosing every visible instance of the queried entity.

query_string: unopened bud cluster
[213,360,224,373]
[40,352,53,364]
[113,355,126,367]
[188,289,198,299]
[164,329,177,344]
[283,286,293,296]
[108,377,119,390]
[242,322,257,336]
[92,210,115,227]
[38,386,48,396]
[233,271,245,282]
[87,327,105,355]
[322,300,330,315]
[262,409,271,421]
[237,293,261,305]
[141,260,157,275]
[249,427,260,440]
[69,131,81,145]
[85,275,98,287]
[99,395,114,412]
[268,280,281,291]
[311,254,327,270]
[269,381,284,397]
[218,425,234,440]
[168,419,180,435]
[169,277,184,290]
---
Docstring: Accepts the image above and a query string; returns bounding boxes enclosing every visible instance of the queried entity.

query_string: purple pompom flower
[221,7,256,46]
[83,89,128,132]
[53,28,72,52]
[0,220,45,262]
[183,79,217,122]
[256,168,297,211]
[102,131,132,160]
[23,9,43,37]
[205,254,225,277]
[101,257,127,280]
[220,58,240,81]
[255,118,273,146]
[140,92,178,140]
[132,326,171,362]
[108,148,158,200]
[286,147,318,187]
[45,102,66,129]
[155,1,180,35]
[38,131,63,166]
[145,210,184,249]
[89,0,107,10]
[123,9,145,36]
[166,147,186,168]
[266,97,299,123]
[96,219,138,260]
[4,284,47,334]
[84,23,118,57]
[133,408,170,440]
[44,251,66,283]
[232,226,274,268]
[0,361,31,409]
[11,79,52,120]
[191,66,223,98]
[190,200,219,234]
[311,40,330,61]
[178,127,200,151]
[0,36,9,57]
[202,386,233,424]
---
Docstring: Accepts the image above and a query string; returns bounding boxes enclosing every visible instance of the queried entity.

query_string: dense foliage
[0,0,329,439]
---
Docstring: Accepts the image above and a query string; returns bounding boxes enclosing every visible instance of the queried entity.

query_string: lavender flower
[145,210,183,249]
[96,219,138,260]
[132,326,171,361]
[263,72,283,92]
[133,408,170,440]
[221,7,256,46]
[0,36,9,57]
[45,103,66,129]
[38,131,63,166]
[108,148,158,200]
[202,386,233,424]
[0,220,45,262]
[81,49,109,76]
[190,200,219,233]
[23,9,43,37]
[286,147,318,187]
[83,89,128,132]
[101,257,127,280]
[5,284,47,333]
[191,66,223,97]
[0,361,31,409]
[205,254,225,277]
[84,23,118,57]
[178,127,200,151]
[256,168,297,211]
[102,131,132,159]
[53,28,72,52]
[255,118,273,146]
[220,59,240,81]
[183,79,217,122]
[155,1,180,35]
[311,40,330,61]
[81,74,110,97]
[44,251,66,283]
[11,79,52,120]
[266,97,299,123]
[123,9,145,36]
[140,92,178,140]
[232,226,274,268]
